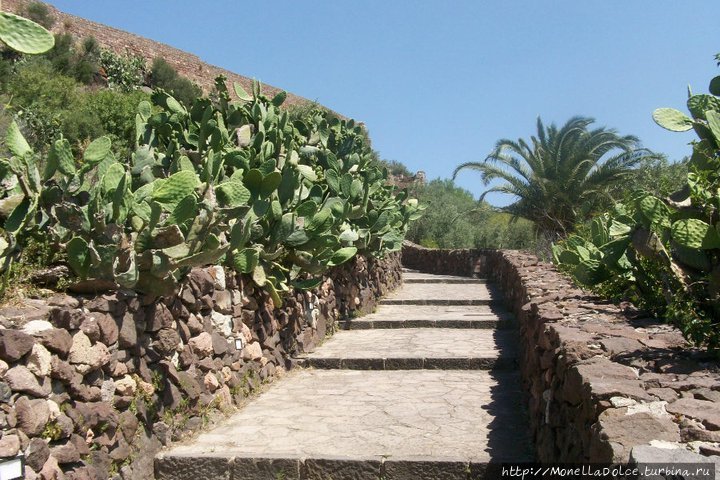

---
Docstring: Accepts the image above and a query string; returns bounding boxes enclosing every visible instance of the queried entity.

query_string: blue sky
[50,1,720,206]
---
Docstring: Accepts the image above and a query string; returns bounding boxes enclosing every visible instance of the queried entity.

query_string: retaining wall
[0,253,401,479]
[402,242,720,465]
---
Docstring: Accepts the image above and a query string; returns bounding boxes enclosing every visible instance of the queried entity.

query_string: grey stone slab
[233,456,302,480]
[164,370,531,464]
[340,305,514,330]
[630,445,719,479]
[402,271,486,283]
[383,458,470,480]
[306,328,517,362]
[303,456,383,480]
[382,282,496,304]
[155,453,232,480]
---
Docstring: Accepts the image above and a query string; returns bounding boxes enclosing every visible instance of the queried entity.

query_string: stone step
[402,270,486,284]
[381,281,499,306]
[302,328,517,370]
[155,370,533,480]
[340,305,514,330]
[339,317,511,330]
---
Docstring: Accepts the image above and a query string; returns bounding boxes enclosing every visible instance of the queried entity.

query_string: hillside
[3,0,312,108]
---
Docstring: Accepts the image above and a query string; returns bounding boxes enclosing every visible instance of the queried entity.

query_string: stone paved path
[155,270,532,480]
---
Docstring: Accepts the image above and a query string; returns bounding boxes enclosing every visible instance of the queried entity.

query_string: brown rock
[175,371,201,401]
[39,454,63,480]
[146,303,174,332]
[68,332,110,374]
[0,433,20,457]
[189,269,214,296]
[666,397,720,430]
[211,332,228,355]
[50,358,78,384]
[0,329,35,362]
[590,408,680,463]
[5,365,51,397]
[95,314,118,346]
[35,328,72,356]
[15,396,51,436]
[241,342,263,361]
[154,329,181,355]
[72,402,118,431]
[189,332,213,358]
[118,410,138,442]
[117,312,138,349]
[186,314,203,336]
[25,437,49,471]
[50,442,80,464]
[48,308,84,330]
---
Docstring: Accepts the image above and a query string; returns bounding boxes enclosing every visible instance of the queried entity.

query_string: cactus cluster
[553,77,720,351]
[0,77,423,302]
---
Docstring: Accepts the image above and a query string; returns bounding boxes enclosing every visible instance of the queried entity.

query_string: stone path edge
[155,452,499,480]
[339,318,513,329]
[301,357,517,370]
[380,299,498,306]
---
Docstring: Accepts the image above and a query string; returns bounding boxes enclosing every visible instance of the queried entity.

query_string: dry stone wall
[0,253,401,480]
[402,242,720,465]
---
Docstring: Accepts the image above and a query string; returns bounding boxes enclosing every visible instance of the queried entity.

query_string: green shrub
[99,49,146,91]
[553,58,720,352]
[24,2,55,29]
[0,78,421,302]
[149,57,201,106]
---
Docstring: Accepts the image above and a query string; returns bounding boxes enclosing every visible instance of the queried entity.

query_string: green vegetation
[149,57,202,107]
[406,179,535,249]
[453,116,656,241]
[0,77,421,302]
[553,59,720,352]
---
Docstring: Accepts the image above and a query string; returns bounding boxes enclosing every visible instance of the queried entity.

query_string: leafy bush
[24,2,55,29]
[149,57,201,107]
[0,78,421,303]
[406,179,534,249]
[553,62,720,352]
[99,49,146,91]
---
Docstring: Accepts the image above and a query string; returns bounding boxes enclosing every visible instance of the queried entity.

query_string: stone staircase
[155,270,532,480]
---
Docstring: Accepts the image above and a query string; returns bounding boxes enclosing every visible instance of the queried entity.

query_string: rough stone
[117,312,138,349]
[241,342,263,361]
[34,328,73,356]
[0,433,20,457]
[21,320,54,336]
[68,331,110,374]
[114,375,137,397]
[26,343,52,377]
[15,396,51,436]
[666,398,720,430]
[189,332,214,358]
[210,311,232,337]
[211,332,229,355]
[175,371,201,401]
[590,408,681,463]
[95,313,118,346]
[25,437,49,471]
[146,303,174,332]
[5,365,51,397]
[51,441,80,464]
[0,329,35,362]
[154,328,181,355]
[207,265,226,290]
[39,455,63,480]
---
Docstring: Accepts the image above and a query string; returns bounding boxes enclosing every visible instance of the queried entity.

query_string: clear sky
[49,1,720,206]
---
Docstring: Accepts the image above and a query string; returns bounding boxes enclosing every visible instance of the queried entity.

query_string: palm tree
[453,116,655,240]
